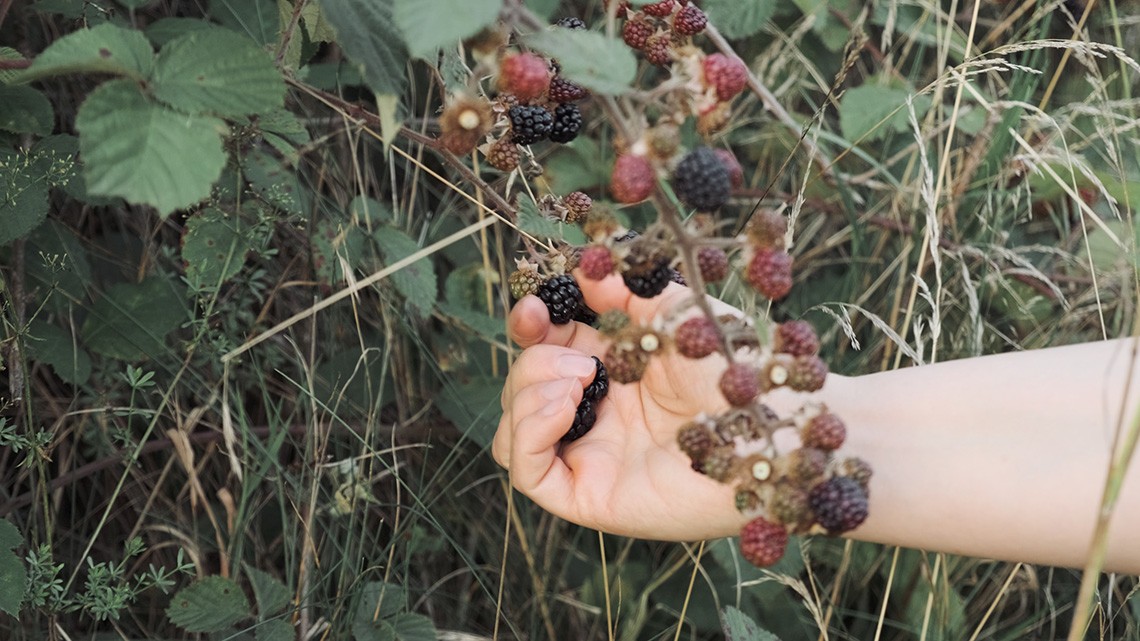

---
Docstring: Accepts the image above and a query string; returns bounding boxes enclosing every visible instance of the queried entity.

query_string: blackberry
[555,16,587,29]
[622,257,672,298]
[802,412,846,451]
[672,4,707,35]
[564,191,592,221]
[508,266,543,299]
[696,246,729,282]
[809,476,869,534]
[719,362,761,407]
[644,33,674,66]
[641,0,675,16]
[677,421,714,461]
[583,356,609,402]
[674,316,719,359]
[573,304,599,326]
[535,274,583,325]
[549,103,583,143]
[621,18,653,50]
[670,269,686,285]
[673,146,732,211]
[562,398,596,442]
[745,248,793,300]
[781,447,828,484]
[486,136,520,172]
[773,320,820,357]
[605,340,650,383]
[549,75,589,103]
[508,104,553,145]
[740,516,789,567]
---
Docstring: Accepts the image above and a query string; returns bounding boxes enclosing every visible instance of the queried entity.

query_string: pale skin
[493,271,1140,575]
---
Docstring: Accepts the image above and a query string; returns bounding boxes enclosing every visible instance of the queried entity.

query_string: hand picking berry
[535,274,583,325]
[563,357,609,442]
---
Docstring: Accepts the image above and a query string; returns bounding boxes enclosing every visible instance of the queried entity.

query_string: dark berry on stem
[535,274,583,325]
[549,76,589,103]
[673,146,732,211]
[740,517,789,567]
[622,18,654,50]
[563,398,597,442]
[549,103,583,143]
[555,16,587,29]
[623,257,672,298]
[809,476,869,534]
[509,104,553,145]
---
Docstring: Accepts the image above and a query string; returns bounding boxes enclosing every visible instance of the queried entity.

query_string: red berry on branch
[713,148,744,188]
[802,411,846,451]
[498,52,551,101]
[696,246,729,283]
[579,245,615,280]
[610,154,655,204]
[672,4,708,35]
[773,320,820,356]
[703,53,748,101]
[787,355,828,392]
[740,516,789,567]
[641,0,676,16]
[675,316,720,359]
[622,18,654,50]
[719,362,761,407]
[745,248,793,300]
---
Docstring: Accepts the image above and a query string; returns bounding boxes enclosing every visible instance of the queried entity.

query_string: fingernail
[557,354,596,378]
[541,378,576,401]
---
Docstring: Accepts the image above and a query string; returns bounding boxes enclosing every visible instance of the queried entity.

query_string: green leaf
[838,85,929,144]
[517,197,583,244]
[524,30,635,95]
[0,519,26,617]
[0,86,53,135]
[152,29,285,117]
[373,228,437,317]
[75,79,226,216]
[166,575,251,633]
[0,47,26,83]
[144,17,215,47]
[27,321,92,386]
[392,0,501,59]
[436,376,503,447]
[182,208,253,288]
[312,222,367,285]
[255,619,297,641]
[321,0,408,97]
[353,582,407,624]
[0,148,51,245]
[22,23,154,80]
[720,605,779,641]
[245,567,291,618]
[703,0,774,39]
[210,0,280,46]
[81,277,188,361]
[243,148,307,215]
[349,196,392,223]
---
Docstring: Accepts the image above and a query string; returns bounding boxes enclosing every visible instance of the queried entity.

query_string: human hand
[493,272,807,541]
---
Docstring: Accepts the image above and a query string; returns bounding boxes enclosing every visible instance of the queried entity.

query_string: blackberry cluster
[808,476,869,533]
[622,257,672,298]
[549,103,583,143]
[672,147,732,211]
[535,274,583,324]
[509,105,553,145]
[564,357,610,441]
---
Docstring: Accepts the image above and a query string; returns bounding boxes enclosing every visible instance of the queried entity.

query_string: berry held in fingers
[535,274,583,325]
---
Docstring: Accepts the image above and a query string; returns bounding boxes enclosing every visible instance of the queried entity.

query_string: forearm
[814,338,1140,574]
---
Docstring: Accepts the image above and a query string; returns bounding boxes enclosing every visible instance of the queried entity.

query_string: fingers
[508,295,609,355]
[573,272,690,325]
[492,372,584,479]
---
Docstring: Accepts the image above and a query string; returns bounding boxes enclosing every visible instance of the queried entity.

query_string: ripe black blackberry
[549,76,588,103]
[672,146,732,211]
[535,274,583,325]
[622,257,672,298]
[573,304,599,326]
[555,16,587,29]
[508,104,553,145]
[808,476,869,534]
[549,103,583,143]
[583,356,609,402]
[562,398,596,442]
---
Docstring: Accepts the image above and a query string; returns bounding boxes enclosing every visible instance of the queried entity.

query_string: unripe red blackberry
[745,248,793,300]
[621,17,654,50]
[508,266,543,299]
[605,340,650,383]
[802,411,846,451]
[498,52,551,101]
[677,421,714,461]
[674,316,720,359]
[740,516,788,567]
[781,447,828,484]
[548,75,589,103]
[439,96,493,156]
[643,33,674,66]
[787,355,827,392]
[563,191,592,222]
[672,4,707,35]
[485,136,520,172]
[578,245,615,281]
[769,483,811,529]
[773,320,820,356]
[719,362,761,407]
[641,0,675,16]
[713,148,744,188]
[702,53,748,101]
[696,246,729,283]
[700,445,737,482]
[673,146,732,211]
[809,476,869,534]
[746,209,787,249]
[610,154,655,204]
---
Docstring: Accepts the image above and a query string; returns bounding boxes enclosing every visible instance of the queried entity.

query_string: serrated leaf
[838,85,930,144]
[166,576,251,633]
[721,606,780,641]
[312,222,366,285]
[349,196,392,223]
[245,567,291,618]
[354,582,407,625]
[76,79,226,216]
[182,208,253,288]
[0,519,20,550]
[255,618,297,641]
[0,85,53,135]
[144,17,214,47]
[244,148,307,215]
[28,321,92,385]
[373,228,437,317]
[524,30,635,95]
[152,29,285,117]
[392,0,501,60]
[0,47,25,83]
[210,0,280,46]
[703,0,774,39]
[22,23,153,80]
[81,277,188,361]
[517,198,582,243]
[321,0,408,96]
[0,148,50,245]
[0,548,26,617]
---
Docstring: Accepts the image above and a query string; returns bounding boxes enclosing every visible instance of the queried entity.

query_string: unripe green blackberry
[673,146,732,211]
[700,445,737,482]
[739,516,788,567]
[842,457,873,492]
[735,485,762,513]
[809,476,869,534]
[596,309,631,336]
[802,411,845,451]
[508,267,543,299]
